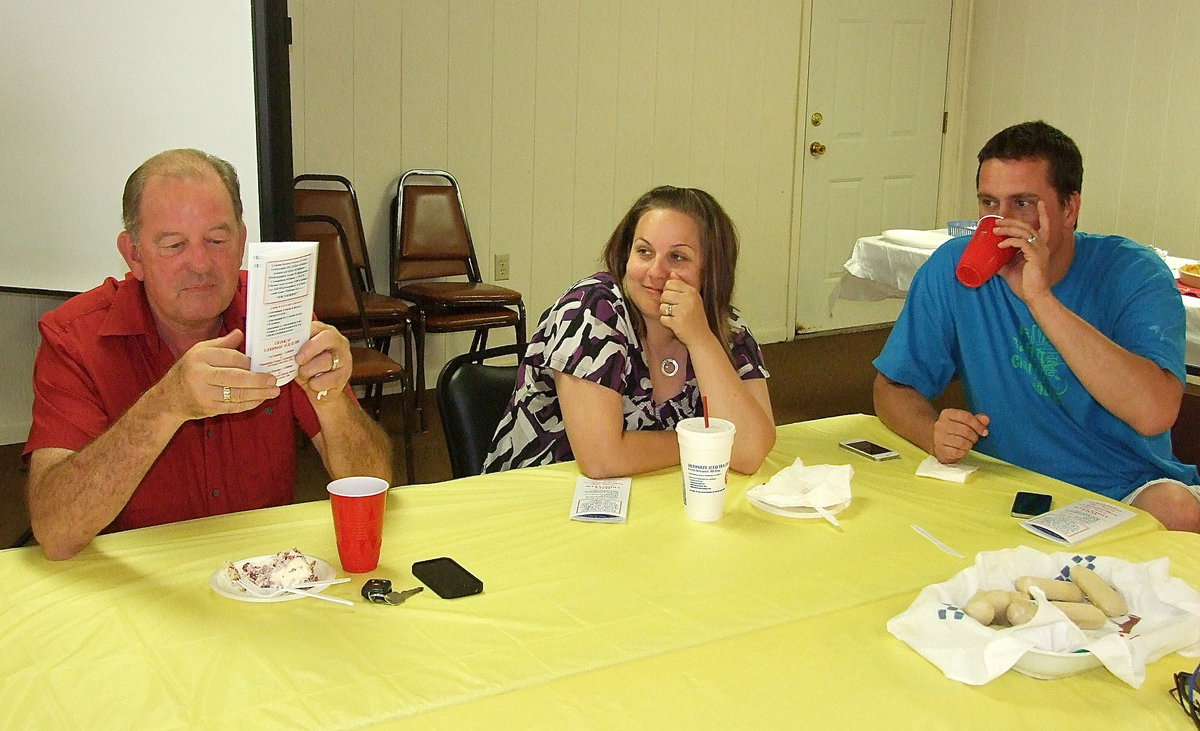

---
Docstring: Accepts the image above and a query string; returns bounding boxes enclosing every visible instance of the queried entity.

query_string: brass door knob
[809,141,827,157]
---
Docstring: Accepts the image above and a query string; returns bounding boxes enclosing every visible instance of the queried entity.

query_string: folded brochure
[570,476,631,523]
[1020,498,1135,545]
[245,240,318,385]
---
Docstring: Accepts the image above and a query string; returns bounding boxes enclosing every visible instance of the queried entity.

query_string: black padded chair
[436,343,523,479]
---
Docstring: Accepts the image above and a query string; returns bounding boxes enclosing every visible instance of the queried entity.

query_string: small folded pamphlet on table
[245,241,318,385]
[1020,498,1136,545]
[570,476,631,523]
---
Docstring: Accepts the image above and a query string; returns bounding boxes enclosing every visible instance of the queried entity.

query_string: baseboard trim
[793,322,893,340]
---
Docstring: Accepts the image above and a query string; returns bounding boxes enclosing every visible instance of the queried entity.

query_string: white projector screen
[0,1,262,294]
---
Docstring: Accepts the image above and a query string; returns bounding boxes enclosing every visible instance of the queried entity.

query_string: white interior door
[794,0,952,333]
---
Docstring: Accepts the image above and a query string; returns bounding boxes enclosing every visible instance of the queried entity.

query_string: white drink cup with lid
[676,417,736,522]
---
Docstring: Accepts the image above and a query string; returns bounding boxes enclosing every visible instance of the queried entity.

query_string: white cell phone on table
[838,439,900,461]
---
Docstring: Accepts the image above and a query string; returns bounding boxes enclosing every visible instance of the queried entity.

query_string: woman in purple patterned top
[483,186,775,476]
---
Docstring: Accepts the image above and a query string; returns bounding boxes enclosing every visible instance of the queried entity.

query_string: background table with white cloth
[835,232,1200,373]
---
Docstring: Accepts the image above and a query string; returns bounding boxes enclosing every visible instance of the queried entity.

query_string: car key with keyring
[361,578,423,605]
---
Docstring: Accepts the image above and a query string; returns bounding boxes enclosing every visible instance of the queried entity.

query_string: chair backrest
[436,343,523,479]
[296,214,371,340]
[392,169,480,285]
[294,174,375,288]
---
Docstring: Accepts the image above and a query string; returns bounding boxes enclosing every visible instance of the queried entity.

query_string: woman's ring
[331,354,341,371]
[1026,234,1037,244]
[666,304,674,317]
[222,385,231,403]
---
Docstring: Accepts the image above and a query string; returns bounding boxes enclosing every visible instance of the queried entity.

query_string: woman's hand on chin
[658,274,708,345]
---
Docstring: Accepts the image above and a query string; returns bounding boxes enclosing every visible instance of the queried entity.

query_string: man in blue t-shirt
[873,120,1200,532]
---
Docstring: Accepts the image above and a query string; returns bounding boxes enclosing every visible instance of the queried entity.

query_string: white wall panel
[957,1,1200,256]
[291,0,806,381]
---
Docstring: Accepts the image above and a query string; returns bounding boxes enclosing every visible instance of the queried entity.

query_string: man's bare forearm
[311,391,394,484]
[28,383,186,559]
[1026,293,1181,435]
[873,374,938,454]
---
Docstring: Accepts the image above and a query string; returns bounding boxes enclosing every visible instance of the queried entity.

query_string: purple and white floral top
[482,272,769,472]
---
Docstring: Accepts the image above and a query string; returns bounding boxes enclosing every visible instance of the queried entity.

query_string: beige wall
[5,1,1200,444]
[289,0,806,383]
[950,0,1200,256]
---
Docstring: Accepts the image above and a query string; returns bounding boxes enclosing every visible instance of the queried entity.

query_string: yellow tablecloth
[3,415,1197,728]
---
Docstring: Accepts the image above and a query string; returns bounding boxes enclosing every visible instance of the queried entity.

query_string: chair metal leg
[413,310,428,433]
[401,377,416,485]
[372,384,384,422]
[10,528,33,549]
[514,301,527,355]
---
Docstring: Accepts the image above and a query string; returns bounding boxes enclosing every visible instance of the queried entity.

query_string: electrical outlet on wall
[494,253,510,281]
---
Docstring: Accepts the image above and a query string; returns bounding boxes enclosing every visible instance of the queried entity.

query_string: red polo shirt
[24,272,322,532]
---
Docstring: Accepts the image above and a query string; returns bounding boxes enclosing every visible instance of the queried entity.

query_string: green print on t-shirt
[1010,324,1067,403]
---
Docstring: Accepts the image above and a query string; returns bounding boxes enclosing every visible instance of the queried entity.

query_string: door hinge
[942,111,948,134]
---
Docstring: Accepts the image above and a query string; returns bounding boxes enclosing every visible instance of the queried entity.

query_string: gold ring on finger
[222,385,231,403]
[331,354,341,371]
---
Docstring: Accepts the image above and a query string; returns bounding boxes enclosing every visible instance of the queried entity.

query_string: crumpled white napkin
[887,545,1200,687]
[746,458,853,508]
[916,454,977,483]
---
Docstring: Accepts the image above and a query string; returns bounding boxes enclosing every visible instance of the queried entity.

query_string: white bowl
[1012,647,1102,679]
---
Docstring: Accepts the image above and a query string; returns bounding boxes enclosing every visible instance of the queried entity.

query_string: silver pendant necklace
[660,358,679,377]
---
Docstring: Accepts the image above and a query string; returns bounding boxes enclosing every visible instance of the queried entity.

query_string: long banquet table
[4,414,1199,728]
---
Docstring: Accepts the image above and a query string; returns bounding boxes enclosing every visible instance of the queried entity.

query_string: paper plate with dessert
[210,548,337,603]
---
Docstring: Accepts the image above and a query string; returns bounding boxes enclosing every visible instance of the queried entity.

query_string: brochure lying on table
[1020,499,1136,546]
[570,477,631,523]
[245,241,318,385]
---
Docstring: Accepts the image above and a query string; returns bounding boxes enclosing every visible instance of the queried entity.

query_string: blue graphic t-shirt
[874,232,1198,500]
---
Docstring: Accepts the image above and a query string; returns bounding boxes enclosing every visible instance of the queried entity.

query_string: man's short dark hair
[975,120,1083,204]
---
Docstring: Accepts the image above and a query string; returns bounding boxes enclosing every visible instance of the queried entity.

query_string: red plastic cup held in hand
[327,476,389,573]
[955,215,1015,288]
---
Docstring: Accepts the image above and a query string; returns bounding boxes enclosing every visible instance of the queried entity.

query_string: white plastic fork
[236,577,354,606]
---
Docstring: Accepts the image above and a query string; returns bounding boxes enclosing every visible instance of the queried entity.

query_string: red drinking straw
[703,396,710,428]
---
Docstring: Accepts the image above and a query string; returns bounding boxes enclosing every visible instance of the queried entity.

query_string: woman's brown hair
[602,186,739,359]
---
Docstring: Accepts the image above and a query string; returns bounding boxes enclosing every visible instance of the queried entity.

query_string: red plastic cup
[327,476,389,573]
[955,215,1015,288]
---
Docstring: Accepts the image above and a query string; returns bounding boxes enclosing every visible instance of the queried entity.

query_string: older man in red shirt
[24,149,392,559]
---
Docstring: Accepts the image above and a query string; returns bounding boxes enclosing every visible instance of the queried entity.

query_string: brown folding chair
[294,174,413,359]
[391,169,527,430]
[299,214,415,484]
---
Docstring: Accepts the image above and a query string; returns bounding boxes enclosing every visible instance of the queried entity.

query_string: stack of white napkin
[915,455,977,483]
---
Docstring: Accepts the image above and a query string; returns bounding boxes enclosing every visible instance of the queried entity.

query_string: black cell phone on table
[412,557,483,599]
[838,439,900,461]
[1011,491,1052,519]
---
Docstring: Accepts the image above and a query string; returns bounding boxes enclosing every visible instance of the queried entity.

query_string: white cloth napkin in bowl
[747,458,853,508]
[887,546,1200,687]
[916,455,977,483]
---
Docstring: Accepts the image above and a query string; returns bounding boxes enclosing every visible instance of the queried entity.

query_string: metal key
[384,586,424,605]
